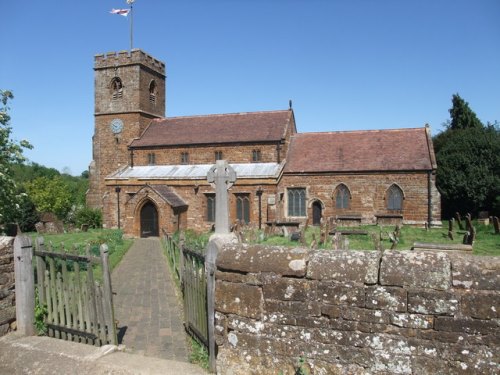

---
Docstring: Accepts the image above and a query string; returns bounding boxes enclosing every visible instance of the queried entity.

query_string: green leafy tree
[24,176,73,219]
[0,90,33,227]
[434,94,500,218]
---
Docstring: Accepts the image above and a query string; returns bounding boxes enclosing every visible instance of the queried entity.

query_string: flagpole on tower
[127,0,135,51]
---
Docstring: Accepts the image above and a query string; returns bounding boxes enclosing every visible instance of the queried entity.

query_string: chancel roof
[284,127,436,173]
[130,110,293,148]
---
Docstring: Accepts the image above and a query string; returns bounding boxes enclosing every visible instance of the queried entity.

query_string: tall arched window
[149,80,157,104]
[236,194,250,224]
[335,184,350,209]
[387,184,404,210]
[110,77,123,100]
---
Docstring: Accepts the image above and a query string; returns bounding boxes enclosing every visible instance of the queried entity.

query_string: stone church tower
[87,50,166,209]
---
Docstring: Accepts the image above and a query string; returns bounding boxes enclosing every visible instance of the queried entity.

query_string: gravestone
[455,212,464,230]
[493,216,500,234]
[207,160,236,235]
[465,214,473,233]
[478,211,489,225]
[448,219,454,241]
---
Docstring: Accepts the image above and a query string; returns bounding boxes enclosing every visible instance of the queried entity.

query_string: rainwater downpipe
[427,171,432,227]
[115,186,121,230]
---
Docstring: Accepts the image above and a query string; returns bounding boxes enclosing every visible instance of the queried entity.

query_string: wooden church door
[312,201,322,226]
[140,201,159,237]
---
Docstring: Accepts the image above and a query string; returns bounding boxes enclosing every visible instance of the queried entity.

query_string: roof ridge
[160,109,290,121]
[293,127,426,136]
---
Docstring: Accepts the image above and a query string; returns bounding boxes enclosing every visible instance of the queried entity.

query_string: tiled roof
[107,163,283,180]
[149,185,187,208]
[284,127,435,173]
[130,110,293,148]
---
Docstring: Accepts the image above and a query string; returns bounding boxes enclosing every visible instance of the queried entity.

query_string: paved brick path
[112,238,189,362]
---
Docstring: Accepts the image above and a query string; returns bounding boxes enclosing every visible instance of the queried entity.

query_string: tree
[0,90,32,227]
[448,94,483,130]
[434,94,500,218]
[24,176,73,219]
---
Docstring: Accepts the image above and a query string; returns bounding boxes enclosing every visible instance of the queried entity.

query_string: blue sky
[2,0,499,175]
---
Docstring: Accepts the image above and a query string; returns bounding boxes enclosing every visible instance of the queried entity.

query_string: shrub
[75,207,102,229]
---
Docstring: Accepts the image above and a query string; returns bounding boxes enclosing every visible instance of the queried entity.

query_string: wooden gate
[162,231,209,347]
[33,237,117,346]
[181,247,208,347]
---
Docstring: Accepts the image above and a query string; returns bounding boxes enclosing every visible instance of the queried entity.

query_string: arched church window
[335,184,350,209]
[387,184,404,210]
[149,80,157,104]
[111,77,123,100]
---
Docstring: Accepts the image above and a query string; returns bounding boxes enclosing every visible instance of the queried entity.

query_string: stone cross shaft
[207,160,237,234]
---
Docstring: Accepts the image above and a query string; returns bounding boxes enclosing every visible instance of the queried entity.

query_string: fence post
[14,235,35,336]
[35,237,46,304]
[100,244,118,345]
[205,238,221,373]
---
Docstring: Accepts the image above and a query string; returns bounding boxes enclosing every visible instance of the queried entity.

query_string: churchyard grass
[258,222,500,256]
[29,229,133,281]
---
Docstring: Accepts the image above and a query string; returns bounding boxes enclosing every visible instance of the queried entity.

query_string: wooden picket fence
[33,237,117,346]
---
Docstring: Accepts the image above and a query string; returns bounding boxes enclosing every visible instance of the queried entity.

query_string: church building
[87,50,441,237]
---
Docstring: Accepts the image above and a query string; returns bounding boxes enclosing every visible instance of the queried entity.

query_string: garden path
[111,237,189,361]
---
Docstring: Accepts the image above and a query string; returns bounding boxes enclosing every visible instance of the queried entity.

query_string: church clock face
[110,118,124,134]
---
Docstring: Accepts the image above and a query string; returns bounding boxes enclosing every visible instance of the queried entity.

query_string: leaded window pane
[206,194,216,222]
[288,188,306,217]
[387,185,403,210]
[335,185,349,209]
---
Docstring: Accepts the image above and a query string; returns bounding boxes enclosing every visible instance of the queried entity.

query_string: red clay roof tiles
[130,110,293,148]
[284,128,434,173]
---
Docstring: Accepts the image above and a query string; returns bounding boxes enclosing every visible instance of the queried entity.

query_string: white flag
[110,8,130,17]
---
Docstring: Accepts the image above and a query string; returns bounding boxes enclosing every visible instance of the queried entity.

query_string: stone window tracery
[288,188,306,217]
[335,184,350,209]
[111,77,123,100]
[149,80,157,105]
[387,184,404,210]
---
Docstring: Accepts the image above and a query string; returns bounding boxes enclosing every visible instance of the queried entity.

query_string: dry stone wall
[214,244,499,374]
[0,237,15,336]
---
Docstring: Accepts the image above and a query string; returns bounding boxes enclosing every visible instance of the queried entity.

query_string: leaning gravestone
[455,212,464,230]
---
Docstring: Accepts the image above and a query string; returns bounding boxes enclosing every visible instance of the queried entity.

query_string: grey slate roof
[107,162,284,180]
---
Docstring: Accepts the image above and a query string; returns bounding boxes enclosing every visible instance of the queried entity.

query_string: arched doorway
[312,201,322,226]
[140,201,159,237]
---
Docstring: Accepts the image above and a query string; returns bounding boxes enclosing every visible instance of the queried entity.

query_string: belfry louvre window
[236,194,250,224]
[335,184,350,209]
[181,152,189,164]
[149,80,156,105]
[252,149,261,162]
[288,188,306,217]
[206,194,216,222]
[215,151,223,161]
[111,77,123,100]
[387,184,403,210]
[147,153,156,166]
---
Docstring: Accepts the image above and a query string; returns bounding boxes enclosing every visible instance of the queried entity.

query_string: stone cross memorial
[207,160,237,234]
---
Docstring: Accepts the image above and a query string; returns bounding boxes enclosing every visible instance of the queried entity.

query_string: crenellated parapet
[94,49,165,75]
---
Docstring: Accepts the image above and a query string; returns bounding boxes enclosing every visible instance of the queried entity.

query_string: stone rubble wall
[0,237,15,336]
[214,244,499,374]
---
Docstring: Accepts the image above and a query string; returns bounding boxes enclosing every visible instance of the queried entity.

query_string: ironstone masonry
[0,237,15,336]
[213,244,500,374]
[87,49,441,237]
